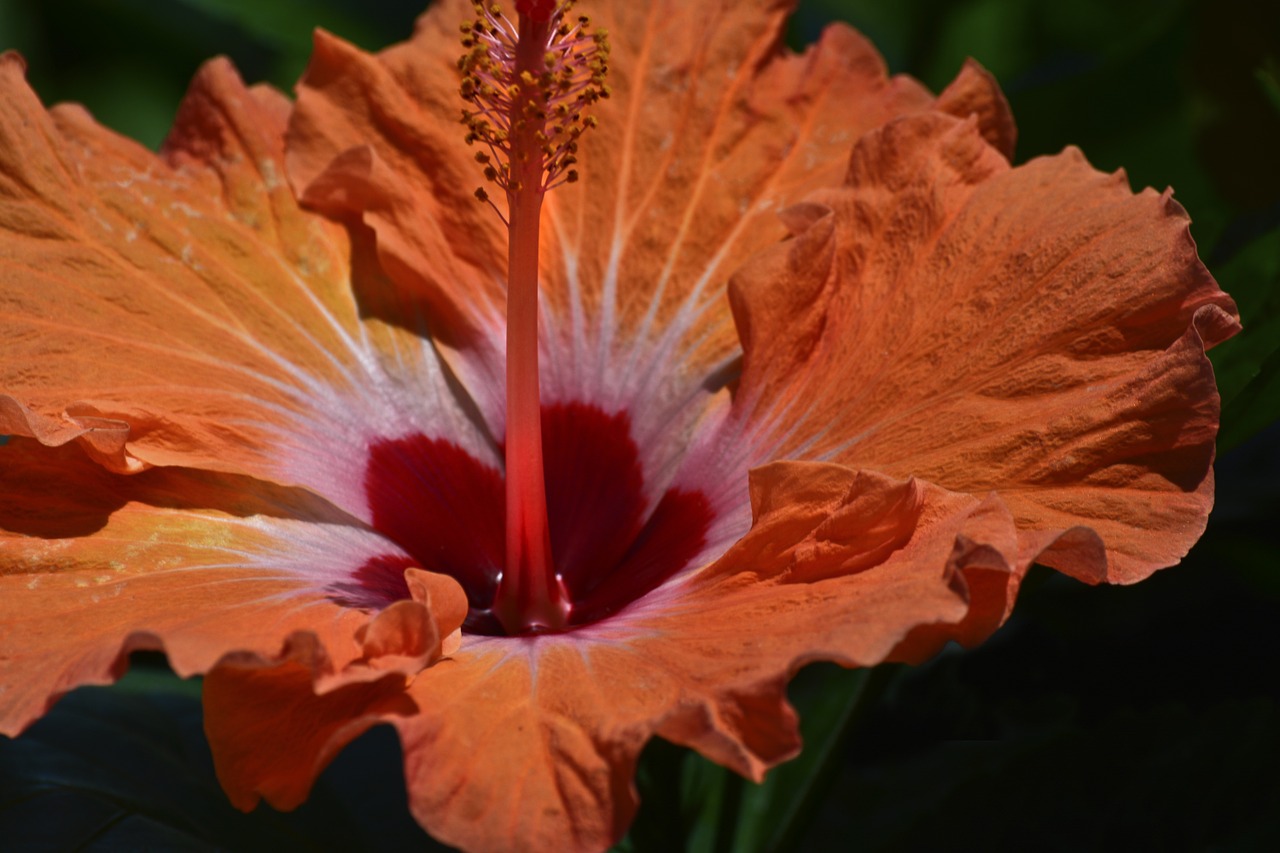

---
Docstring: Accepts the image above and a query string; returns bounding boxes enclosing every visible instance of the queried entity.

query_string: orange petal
[0,436,465,736]
[935,59,1017,159]
[0,52,489,517]
[284,1,1014,443]
[286,23,507,354]
[354,568,469,673]
[203,571,467,816]
[0,396,137,472]
[721,112,1239,583]
[221,461,1011,853]
[203,632,419,812]
[676,461,1022,666]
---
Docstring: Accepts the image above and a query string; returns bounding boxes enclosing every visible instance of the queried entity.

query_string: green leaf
[616,734,741,853]
[0,661,442,851]
[169,0,410,76]
[620,664,888,853]
[732,665,882,853]
[0,666,303,850]
[1220,342,1280,450]
[1210,227,1280,449]
[1256,60,1280,116]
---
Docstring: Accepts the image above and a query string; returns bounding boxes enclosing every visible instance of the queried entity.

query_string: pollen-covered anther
[457,0,610,201]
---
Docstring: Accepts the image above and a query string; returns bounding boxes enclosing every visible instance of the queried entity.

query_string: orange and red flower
[0,1,1239,851]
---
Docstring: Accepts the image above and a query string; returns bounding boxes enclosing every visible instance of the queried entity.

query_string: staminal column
[458,0,610,634]
[497,6,565,632]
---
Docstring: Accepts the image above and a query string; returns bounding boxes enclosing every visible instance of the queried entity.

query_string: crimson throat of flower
[459,1,610,633]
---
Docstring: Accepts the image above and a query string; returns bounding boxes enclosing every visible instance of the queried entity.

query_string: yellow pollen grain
[457,0,610,199]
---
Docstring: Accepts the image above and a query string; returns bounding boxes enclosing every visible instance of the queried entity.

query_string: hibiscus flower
[0,1,1238,851]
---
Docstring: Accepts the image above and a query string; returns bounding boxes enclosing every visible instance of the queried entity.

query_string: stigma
[458,0,610,206]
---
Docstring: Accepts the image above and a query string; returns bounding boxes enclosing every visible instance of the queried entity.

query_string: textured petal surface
[1,4,1238,852]
[208,461,1020,853]
[396,464,1020,853]
[204,633,418,813]
[284,0,1014,477]
[0,52,489,518]
[716,112,1239,583]
[0,437,465,736]
[202,568,467,819]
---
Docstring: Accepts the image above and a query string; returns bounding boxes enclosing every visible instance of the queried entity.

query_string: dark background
[1,0,1278,850]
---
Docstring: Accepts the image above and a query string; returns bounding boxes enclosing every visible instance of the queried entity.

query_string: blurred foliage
[0,659,445,851]
[1,0,1278,851]
[0,0,423,147]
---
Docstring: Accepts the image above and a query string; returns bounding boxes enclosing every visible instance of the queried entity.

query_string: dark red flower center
[350,402,713,636]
